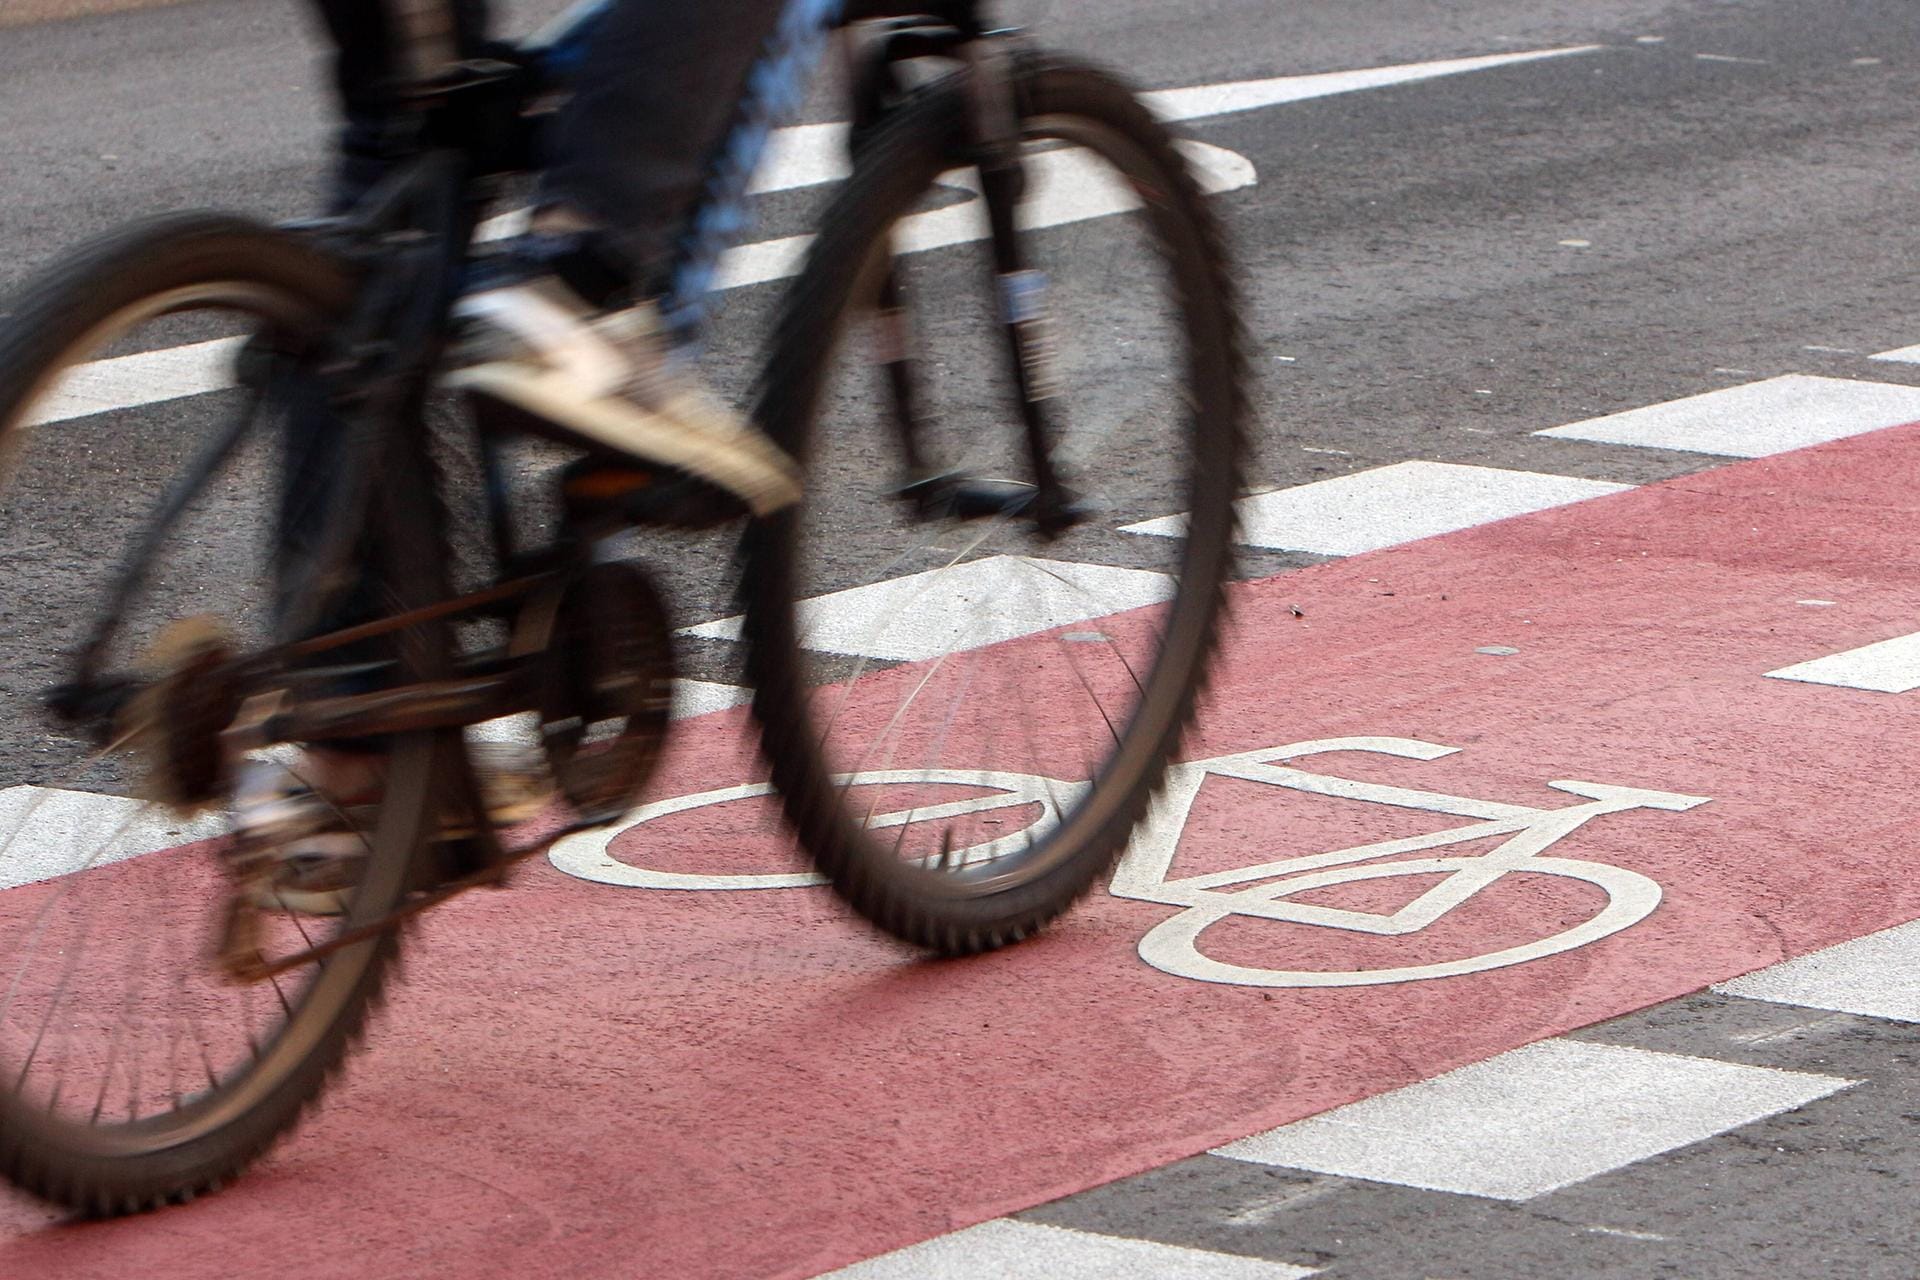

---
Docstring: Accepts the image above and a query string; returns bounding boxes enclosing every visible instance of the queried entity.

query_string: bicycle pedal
[896,474,1090,532]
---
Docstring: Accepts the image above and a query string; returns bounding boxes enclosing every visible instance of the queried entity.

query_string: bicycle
[0,0,1245,1211]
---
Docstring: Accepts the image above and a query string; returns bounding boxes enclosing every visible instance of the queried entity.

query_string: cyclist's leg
[535,0,790,299]
[445,0,819,516]
[255,0,512,869]
[310,0,496,209]
[281,0,498,640]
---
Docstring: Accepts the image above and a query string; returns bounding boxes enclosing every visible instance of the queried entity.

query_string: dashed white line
[39,48,1605,429]
[29,336,243,428]
[817,1219,1318,1279]
[1716,919,1920,1023]
[1534,374,1920,457]
[1212,1038,1853,1201]
[681,555,1173,662]
[1123,461,1630,556]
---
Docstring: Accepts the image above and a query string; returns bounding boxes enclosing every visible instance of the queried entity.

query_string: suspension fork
[847,27,938,485]
[964,34,1081,536]
[852,23,1083,530]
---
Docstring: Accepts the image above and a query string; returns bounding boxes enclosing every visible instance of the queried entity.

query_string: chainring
[536,560,677,825]
[118,616,245,813]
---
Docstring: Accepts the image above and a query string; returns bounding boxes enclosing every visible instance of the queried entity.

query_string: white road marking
[549,766,1083,892]
[1116,738,1703,988]
[552,736,1708,990]
[51,47,1596,426]
[1138,46,1600,123]
[710,138,1254,291]
[0,785,222,892]
[1533,374,1920,457]
[1212,1039,1853,1201]
[1869,342,1920,363]
[1122,461,1630,556]
[671,678,753,719]
[680,555,1173,662]
[818,1219,1318,1279]
[1715,920,1920,1022]
[30,336,243,428]
[1764,631,1920,693]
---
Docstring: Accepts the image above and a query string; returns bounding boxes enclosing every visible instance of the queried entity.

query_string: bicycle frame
[52,0,1085,867]
[257,0,1068,720]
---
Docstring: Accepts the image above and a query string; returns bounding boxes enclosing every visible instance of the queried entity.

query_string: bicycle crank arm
[218,811,602,984]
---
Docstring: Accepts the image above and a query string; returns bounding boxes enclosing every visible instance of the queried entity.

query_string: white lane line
[1715,919,1920,1022]
[680,555,1173,662]
[711,137,1254,291]
[0,785,223,892]
[1533,374,1920,458]
[1764,631,1920,693]
[1140,45,1599,123]
[1212,1038,1853,1201]
[1122,461,1629,556]
[28,336,243,428]
[817,1219,1317,1279]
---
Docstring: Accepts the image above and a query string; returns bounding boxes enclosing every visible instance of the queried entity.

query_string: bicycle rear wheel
[743,55,1247,952]
[0,214,438,1212]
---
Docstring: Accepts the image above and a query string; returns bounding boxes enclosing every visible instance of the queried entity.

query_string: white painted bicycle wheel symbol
[548,736,1708,989]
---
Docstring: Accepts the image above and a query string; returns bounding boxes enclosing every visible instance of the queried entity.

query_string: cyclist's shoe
[444,280,801,517]
[233,741,554,916]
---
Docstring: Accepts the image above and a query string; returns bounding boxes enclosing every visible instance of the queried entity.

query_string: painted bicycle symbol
[548,736,1708,988]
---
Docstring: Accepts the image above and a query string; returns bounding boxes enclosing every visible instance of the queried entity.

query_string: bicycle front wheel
[743,55,1247,952]
[0,214,436,1212]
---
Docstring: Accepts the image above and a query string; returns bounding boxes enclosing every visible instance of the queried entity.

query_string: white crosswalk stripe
[1764,630,1920,693]
[1210,1038,1853,1201]
[681,555,1173,662]
[1123,460,1630,556]
[817,1218,1318,1279]
[1533,373,1920,458]
[1715,919,1920,1023]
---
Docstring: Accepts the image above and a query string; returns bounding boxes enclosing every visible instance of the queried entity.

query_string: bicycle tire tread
[744,50,1248,956]
[0,214,413,1215]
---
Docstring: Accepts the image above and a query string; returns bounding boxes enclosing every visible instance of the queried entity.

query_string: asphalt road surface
[4,1,1920,1276]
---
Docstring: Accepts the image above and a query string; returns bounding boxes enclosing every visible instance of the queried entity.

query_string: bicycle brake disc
[533,560,677,826]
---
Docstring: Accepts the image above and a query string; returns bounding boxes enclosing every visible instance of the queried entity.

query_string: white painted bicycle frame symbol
[549,736,1708,988]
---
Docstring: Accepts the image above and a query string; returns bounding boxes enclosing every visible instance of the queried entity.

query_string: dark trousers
[310,0,787,281]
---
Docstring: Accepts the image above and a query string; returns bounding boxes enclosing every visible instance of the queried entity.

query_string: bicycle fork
[861,26,1083,534]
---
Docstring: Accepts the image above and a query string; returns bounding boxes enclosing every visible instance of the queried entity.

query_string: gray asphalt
[4,0,1920,1274]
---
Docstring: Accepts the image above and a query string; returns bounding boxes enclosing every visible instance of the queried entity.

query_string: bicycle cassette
[118,616,245,813]
[527,560,677,826]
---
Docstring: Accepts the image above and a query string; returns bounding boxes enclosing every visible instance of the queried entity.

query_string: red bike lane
[9,422,1920,1278]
